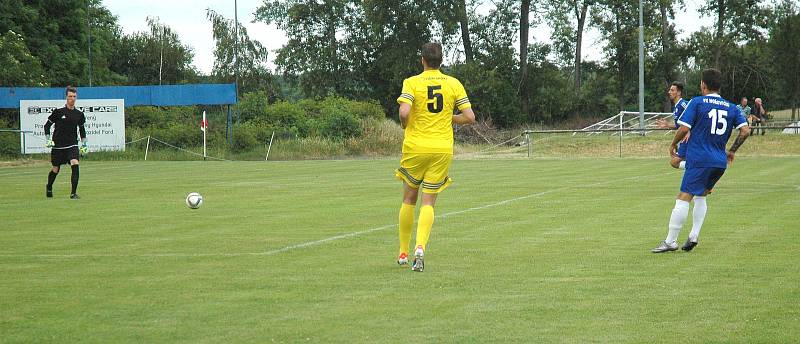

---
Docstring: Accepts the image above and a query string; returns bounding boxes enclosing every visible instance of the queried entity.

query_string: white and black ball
[185,192,203,209]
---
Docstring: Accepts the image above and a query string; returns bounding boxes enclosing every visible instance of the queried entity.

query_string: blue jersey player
[657,81,690,169]
[652,69,751,253]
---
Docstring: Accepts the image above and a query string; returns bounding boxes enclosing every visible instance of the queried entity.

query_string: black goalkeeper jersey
[45,107,86,148]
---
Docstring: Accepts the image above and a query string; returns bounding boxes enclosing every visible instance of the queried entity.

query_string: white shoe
[651,240,678,253]
[397,252,408,265]
[411,246,424,272]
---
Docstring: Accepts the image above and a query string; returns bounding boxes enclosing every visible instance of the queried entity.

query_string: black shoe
[681,238,698,251]
[70,193,80,199]
[46,186,53,198]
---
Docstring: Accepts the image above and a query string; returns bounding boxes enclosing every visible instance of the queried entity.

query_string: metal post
[203,111,207,161]
[234,0,240,124]
[87,0,92,87]
[638,0,645,132]
[159,24,164,85]
[266,131,275,161]
[22,131,26,155]
[144,135,151,160]
[526,131,531,158]
[619,112,623,157]
[226,105,233,145]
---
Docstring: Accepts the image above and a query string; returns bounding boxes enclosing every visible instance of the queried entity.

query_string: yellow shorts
[395,153,453,194]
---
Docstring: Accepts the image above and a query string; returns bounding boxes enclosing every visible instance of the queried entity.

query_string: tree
[593,0,641,111]
[701,0,767,69]
[85,0,127,85]
[0,0,124,86]
[456,0,474,62]
[109,17,198,85]
[770,8,800,121]
[520,0,531,117]
[547,0,593,92]
[0,30,47,86]
[455,0,521,126]
[256,1,462,107]
[255,0,354,98]
[652,0,685,111]
[206,9,275,96]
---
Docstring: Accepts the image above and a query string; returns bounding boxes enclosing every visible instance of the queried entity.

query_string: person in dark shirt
[44,86,87,199]
[752,97,768,135]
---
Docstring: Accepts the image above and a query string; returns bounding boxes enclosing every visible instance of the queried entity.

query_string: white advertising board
[19,99,125,154]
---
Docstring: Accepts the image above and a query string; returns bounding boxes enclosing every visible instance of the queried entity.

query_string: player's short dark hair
[741,96,748,101]
[701,69,722,92]
[670,81,684,93]
[65,86,77,95]
[421,42,443,69]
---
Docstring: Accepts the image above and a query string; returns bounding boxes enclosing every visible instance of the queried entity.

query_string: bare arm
[655,117,673,129]
[398,103,411,129]
[452,107,476,125]
[669,125,689,157]
[727,126,751,165]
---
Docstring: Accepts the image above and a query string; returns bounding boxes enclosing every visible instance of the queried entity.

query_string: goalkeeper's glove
[79,141,88,155]
[45,135,54,148]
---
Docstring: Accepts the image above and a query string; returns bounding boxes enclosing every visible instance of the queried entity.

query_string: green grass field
[1,157,798,342]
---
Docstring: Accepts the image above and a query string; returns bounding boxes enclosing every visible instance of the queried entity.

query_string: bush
[231,123,259,152]
[150,122,200,148]
[263,101,314,137]
[126,106,198,129]
[320,107,362,140]
[112,97,387,154]
[238,91,269,123]
[449,62,521,128]
[0,117,20,156]
[342,98,384,120]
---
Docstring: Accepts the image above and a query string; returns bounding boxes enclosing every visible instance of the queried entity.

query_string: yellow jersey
[396,69,471,154]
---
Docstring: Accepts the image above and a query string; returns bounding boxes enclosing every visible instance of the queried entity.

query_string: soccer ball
[185,192,203,209]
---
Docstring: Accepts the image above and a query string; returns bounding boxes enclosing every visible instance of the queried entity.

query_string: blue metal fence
[0,83,237,108]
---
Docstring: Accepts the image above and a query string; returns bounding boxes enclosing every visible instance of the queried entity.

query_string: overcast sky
[102,0,712,75]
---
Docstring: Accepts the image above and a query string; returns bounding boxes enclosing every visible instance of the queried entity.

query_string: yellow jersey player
[394,42,476,272]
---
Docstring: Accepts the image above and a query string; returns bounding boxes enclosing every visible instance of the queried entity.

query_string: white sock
[679,161,686,170]
[666,199,690,244]
[689,197,707,242]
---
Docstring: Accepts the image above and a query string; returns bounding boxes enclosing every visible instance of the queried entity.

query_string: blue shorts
[681,167,725,196]
[676,142,688,159]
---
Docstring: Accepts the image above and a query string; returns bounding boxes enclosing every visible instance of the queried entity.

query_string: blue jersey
[677,94,748,168]
[672,98,689,129]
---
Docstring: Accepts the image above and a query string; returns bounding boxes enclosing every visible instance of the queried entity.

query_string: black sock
[47,171,58,188]
[71,165,79,194]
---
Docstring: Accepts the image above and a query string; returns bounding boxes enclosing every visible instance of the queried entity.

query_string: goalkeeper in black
[44,86,88,199]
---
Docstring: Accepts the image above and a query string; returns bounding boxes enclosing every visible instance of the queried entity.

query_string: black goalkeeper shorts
[51,146,80,166]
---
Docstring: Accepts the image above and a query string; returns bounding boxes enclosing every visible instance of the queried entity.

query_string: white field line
[2,171,675,259]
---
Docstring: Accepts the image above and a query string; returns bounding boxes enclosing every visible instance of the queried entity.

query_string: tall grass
[5,119,800,162]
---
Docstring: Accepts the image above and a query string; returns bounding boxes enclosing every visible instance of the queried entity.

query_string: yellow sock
[415,205,435,250]
[398,203,415,255]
